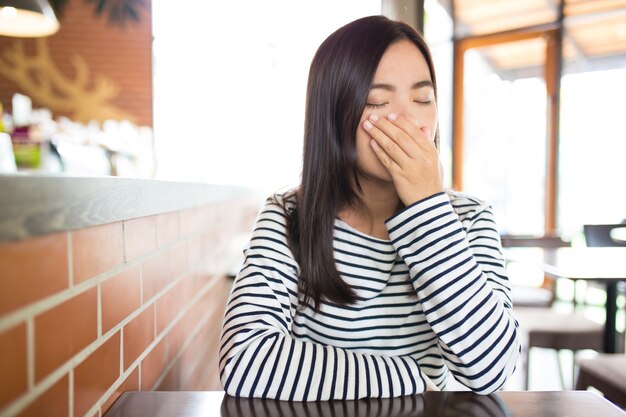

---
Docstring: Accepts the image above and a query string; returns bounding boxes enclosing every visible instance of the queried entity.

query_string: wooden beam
[545,29,563,233]
[451,40,464,190]
[456,22,559,49]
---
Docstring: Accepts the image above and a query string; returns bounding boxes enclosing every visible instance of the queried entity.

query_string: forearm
[386,192,520,392]
[220,258,434,400]
[220,327,431,401]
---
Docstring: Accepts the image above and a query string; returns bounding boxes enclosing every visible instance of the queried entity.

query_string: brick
[156,279,185,336]
[156,360,181,391]
[199,337,222,390]
[168,242,188,281]
[17,375,68,417]
[156,212,179,248]
[0,233,68,315]
[186,235,204,267]
[0,323,27,409]
[178,327,209,387]
[101,367,138,414]
[35,288,98,381]
[72,223,123,283]
[141,338,168,391]
[167,279,230,371]
[123,216,157,262]
[166,330,184,371]
[178,208,198,238]
[123,304,154,370]
[141,252,170,302]
[74,332,121,417]
[195,205,219,234]
[101,265,141,334]
[184,334,221,391]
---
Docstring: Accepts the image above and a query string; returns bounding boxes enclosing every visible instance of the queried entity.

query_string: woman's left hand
[364,113,443,206]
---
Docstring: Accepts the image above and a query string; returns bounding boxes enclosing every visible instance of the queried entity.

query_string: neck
[358,179,401,221]
[338,178,401,239]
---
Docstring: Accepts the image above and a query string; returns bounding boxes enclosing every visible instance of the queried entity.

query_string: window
[152,0,381,193]
[461,38,548,234]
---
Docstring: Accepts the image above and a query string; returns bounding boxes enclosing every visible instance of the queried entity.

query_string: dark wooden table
[506,247,626,353]
[103,391,626,417]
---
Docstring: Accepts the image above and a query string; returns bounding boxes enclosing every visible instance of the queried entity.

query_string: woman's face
[355,39,438,184]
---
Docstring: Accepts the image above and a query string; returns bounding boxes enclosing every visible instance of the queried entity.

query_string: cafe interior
[0,0,625,416]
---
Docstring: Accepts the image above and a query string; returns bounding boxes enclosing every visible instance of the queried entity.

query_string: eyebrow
[369,80,434,91]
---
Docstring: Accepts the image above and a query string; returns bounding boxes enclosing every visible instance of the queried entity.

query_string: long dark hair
[286,15,439,311]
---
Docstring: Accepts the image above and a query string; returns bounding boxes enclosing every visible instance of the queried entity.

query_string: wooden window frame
[450,20,563,234]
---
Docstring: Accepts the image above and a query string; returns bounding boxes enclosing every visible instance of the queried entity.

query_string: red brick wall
[0,0,152,126]
[0,199,259,417]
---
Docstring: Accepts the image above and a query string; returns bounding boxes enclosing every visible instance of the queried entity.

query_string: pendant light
[0,0,60,37]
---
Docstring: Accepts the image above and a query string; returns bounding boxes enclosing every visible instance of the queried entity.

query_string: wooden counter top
[103,391,626,417]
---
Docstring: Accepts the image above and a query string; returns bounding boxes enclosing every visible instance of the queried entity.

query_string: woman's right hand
[365,113,444,207]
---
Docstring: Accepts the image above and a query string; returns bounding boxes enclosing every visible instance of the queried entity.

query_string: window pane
[152,0,381,192]
[559,69,626,234]
[462,38,547,234]
[558,9,626,235]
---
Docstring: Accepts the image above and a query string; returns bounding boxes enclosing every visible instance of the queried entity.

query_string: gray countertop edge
[0,174,264,243]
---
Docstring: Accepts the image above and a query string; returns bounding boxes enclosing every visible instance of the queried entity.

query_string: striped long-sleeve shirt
[219,190,520,401]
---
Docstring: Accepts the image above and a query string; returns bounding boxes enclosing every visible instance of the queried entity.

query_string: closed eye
[365,102,388,108]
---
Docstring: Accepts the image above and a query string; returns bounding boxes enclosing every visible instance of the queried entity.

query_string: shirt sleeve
[384,192,521,394]
[218,198,433,401]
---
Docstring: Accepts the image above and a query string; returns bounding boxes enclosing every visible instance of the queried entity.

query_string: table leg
[604,282,618,353]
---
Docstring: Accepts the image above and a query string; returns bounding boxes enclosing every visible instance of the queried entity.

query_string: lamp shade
[0,0,59,37]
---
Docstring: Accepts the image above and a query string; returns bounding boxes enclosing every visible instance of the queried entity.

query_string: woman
[219,15,520,401]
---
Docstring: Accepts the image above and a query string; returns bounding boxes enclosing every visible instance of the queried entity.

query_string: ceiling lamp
[0,0,60,37]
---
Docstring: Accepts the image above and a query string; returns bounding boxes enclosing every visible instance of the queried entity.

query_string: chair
[516,307,603,390]
[583,224,626,247]
[577,226,626,406]
[576,354,626,408]
[583,223,626,351]
[501,235,604,390]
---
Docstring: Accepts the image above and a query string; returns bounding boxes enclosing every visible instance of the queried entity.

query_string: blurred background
[1,0,626,409]
[1,0,624,240]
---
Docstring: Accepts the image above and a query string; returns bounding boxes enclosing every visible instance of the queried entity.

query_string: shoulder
[246,189,298,266]
[261,189,297,219]
[251,188,298,230]
[445,189,492,222]
[267,189,297,210]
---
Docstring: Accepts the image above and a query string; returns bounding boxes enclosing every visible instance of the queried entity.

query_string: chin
[357,169,394,187]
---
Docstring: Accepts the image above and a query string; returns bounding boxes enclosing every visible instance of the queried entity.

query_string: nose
[389,101,419,125]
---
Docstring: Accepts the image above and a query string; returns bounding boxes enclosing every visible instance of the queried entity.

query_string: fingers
[365,114,435,161]
[364,116,410,168]
[363,112,439,175]
[365,114,416,159]
[369,138,397,172]
[378,113,435,153]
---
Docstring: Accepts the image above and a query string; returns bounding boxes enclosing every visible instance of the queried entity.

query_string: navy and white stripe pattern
[219,190,520,401]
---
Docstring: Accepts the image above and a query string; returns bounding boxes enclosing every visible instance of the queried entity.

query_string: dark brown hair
[286,15,438,311]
